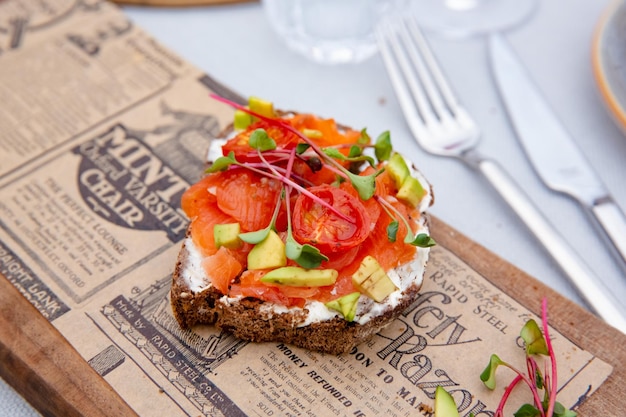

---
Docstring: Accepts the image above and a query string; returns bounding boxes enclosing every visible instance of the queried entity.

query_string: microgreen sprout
[238,188,283,245]
[478,299,576,417]
[249,128,277,151]
[434,301,574,417]
[387,220,399,243]
[282,147,328,268]
[347,169,383,200]
[209,93,435,263]
[284,197,328,269]
[239,135,329,268]
[376,195,436,248]
[208,151,351,222]
[322,146,376,167]
[374,131,392,161]
[210,93,380,202]
[358,128,371,145]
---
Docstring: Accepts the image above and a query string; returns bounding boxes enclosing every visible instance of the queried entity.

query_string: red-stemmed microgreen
[479,299,576,417]
[236,132,284,244]
[208,151,351,222]
[209,93,437,261]
[212,128,330,268]
[278,146,328,268]
[210,93,380,201]
[238,188,283,244]
[375,195,436,248]
[541,298,560,417]
[284,194,328,268]
[435,301,575,417]
[322,146,376,167]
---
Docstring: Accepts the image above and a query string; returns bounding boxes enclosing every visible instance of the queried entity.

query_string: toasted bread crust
[171,238,424,355]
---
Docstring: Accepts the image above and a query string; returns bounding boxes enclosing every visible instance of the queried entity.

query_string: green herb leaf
[346,170,379,200]
[535,367,545,390]
[296,143,311,154]
[359,128,371,145]
[355,155,376,167]
[207,151,238,173]
[374,131,392,161]
[285,236,302,261]
[323,148,345,159]
[348,145,362,158]
[323,147,376,167]
[553,402,577,417]
[553,402,565,414]
[285,236,328,269]
[513,404,541,417]
[249,128,277,151]
[480,354,505,390]
[239,227,270,244]
[387,221,399,243]
[406,233,436,247]
[297,245,328,269]
[520,319,549,356]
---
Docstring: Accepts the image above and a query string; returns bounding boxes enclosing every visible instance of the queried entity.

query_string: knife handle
[463,152,626,333]
[588,198,626,275]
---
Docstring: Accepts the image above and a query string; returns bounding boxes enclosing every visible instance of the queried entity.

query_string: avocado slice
[352,256,398,302]
[234,110,253,130]
[260,266,338,287]
[247,230,286,270]
[387,153,411,189]
[213,223,242,249]
[325,292,360,321]
[302,128,323,139]
[396,176,426,209]
[249,96,275,119]
[434,386,459,417]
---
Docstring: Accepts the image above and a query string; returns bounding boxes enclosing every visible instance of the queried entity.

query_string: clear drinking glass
[410,0,537,38]
[262,0,407,65]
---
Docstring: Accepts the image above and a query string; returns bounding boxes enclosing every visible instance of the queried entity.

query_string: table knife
[488,33,626,277]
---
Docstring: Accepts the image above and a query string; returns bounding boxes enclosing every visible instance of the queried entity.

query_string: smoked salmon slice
[181,173,224,219]
[215,169,287,233]
[202,247,243,294]
[190,202,237,257]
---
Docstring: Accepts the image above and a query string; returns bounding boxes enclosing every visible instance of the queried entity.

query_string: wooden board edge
[0,277,138,417]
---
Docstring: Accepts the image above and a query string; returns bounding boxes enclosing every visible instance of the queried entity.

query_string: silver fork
[376,16,626,332]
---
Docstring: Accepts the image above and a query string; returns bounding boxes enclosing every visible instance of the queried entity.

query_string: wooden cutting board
[1,216,624,416]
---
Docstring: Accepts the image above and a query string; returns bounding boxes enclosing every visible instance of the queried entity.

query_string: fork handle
[463,151,626,333]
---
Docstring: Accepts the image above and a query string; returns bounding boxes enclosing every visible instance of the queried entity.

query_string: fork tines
[376,16,478,152]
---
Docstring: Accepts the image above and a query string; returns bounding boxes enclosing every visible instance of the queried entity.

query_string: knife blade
[488,32,626,275]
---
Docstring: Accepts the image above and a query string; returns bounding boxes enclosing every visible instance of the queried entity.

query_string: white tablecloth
[3,0,625,414]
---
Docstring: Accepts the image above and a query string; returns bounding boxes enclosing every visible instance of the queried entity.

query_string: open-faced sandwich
[171,96,434,354]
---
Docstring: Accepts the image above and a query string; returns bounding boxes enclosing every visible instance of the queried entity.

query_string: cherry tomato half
[292,184,370,254]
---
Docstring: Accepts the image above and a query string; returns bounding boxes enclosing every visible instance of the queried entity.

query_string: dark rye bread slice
[170,217,430,355]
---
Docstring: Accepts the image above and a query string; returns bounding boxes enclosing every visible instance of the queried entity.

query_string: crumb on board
[419,402,433,413]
